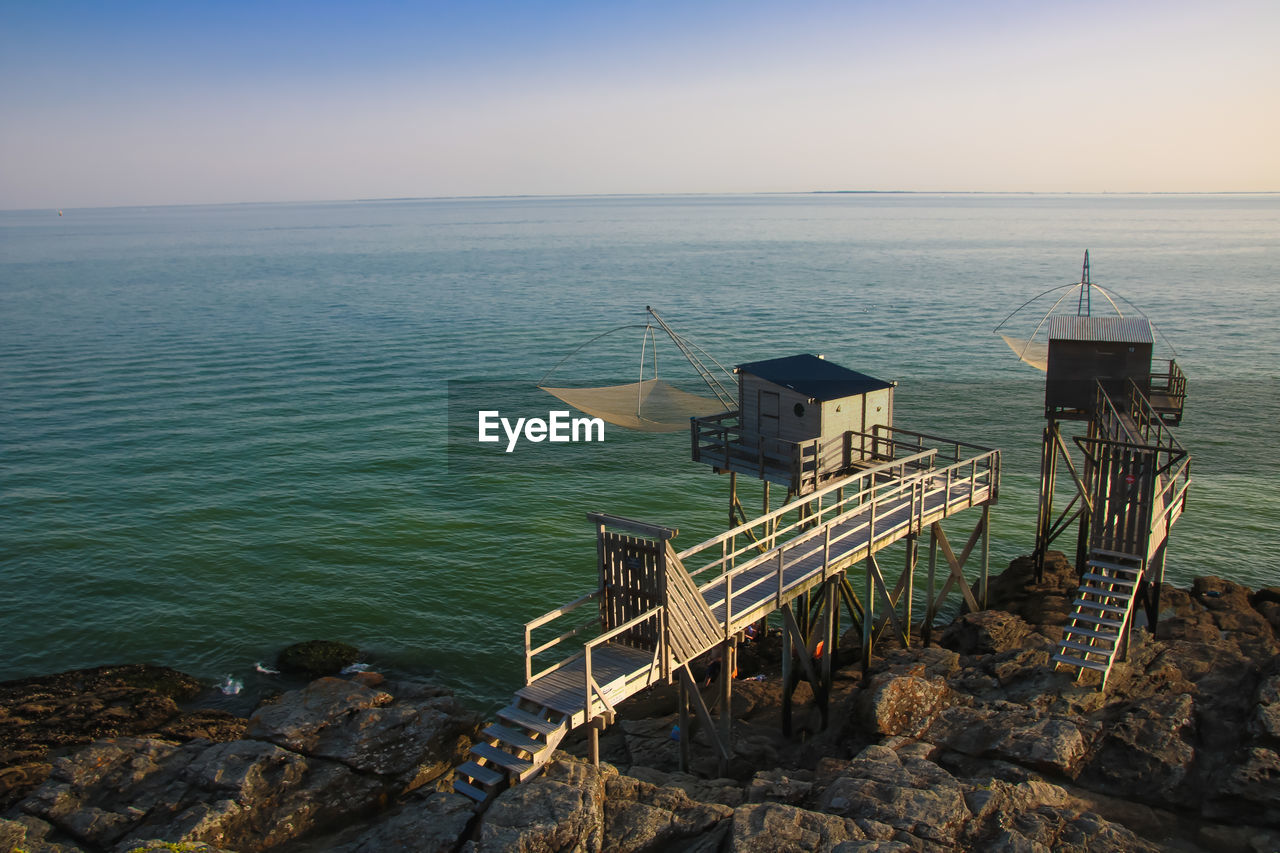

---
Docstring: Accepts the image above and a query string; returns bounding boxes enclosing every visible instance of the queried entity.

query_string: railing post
[584,644,594,721]
[525,624,533,684]
[777,545,785,606]
[725,571,734,638]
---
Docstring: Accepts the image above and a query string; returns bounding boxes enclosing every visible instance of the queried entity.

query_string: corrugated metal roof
[1047,316,1153,344]
[736,354,894,401]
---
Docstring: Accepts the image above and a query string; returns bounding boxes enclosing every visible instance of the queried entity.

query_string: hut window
[794,403,806,417]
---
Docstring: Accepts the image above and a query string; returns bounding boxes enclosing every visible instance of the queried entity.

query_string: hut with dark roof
[691,353,896,497]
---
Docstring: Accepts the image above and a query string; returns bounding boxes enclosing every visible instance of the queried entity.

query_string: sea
[1,193,1277,711]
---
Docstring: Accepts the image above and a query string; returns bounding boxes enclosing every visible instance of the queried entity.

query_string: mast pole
[1077,250,1092,317]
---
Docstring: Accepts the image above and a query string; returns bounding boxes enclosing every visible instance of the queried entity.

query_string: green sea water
[1,193,1277,709]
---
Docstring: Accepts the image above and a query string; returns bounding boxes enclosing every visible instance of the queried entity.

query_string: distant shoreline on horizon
[6,189,1280,215]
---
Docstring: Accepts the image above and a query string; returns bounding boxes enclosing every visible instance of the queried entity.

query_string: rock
[1252,674,1280,741]
[18,734,385,852]
[941,611,1036,656]
[327,791,476,853]
[469,758,612,852]
[991,716,1092,779]
[275,641,360,677]
[1217,747,1280,810]
[622,766,745,806]
[119,842,238,852]
[1197,822,1280,853]
[1079,693,1195,801]
[15,675,479,853]
[1,815,89,853]
[818,744,970,848]
[619,716,682,772]
[604,774,733,852]
[745,768,813,805]
[979,552,1078,631]
[0,665,242,809]
[728,802,867,852]
[855,673,951,739]
[246,677,477,785]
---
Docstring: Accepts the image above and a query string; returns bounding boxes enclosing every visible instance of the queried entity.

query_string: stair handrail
[524,589,602,684]
[583,605,664,717]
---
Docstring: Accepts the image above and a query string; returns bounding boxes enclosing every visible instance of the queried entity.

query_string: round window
[794,403,806,417]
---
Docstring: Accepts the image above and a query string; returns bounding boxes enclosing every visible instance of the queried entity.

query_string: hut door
[758,389,780,437]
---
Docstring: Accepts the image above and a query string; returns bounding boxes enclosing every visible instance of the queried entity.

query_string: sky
[1,0,1277,209]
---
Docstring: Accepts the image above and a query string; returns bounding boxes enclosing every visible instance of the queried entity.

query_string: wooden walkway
[518,445,999,729]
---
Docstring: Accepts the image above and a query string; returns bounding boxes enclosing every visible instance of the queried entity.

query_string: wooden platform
[521,446,999,732]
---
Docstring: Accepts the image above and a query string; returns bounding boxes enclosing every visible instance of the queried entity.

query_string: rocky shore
[4,553,1280,852]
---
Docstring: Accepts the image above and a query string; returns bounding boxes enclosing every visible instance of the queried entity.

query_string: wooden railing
[1149,359,1187,421]
[1086,381,1190,558]
[524,589,603,684]
[582,607,663,720]
[690,412,890,491]
[679,448,1000,636]
[522,443,1000,720]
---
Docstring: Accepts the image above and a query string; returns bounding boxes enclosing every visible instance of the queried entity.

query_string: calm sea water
[2,194,1277,709]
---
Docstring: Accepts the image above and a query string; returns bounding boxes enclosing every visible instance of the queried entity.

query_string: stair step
[1069,612,1125,629]
[484,723,550,757]
[1082,572,1136,588]
[452,778,489,802]
[457,760,504,787]
[1064,624,1121,642]
[1060,639,1114,656]
[1087,559,1142,575]
[1052,652,1109,672]
[1091,548,1143,563]
[498,705,566,736]
[471,742,535,776]
[1073,597,1128,614]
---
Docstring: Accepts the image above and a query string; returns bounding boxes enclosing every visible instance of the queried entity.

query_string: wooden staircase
[453,700,569,804]
[1052,550,1143,690]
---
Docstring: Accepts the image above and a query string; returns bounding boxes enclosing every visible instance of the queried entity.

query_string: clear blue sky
[2,0,1276,209]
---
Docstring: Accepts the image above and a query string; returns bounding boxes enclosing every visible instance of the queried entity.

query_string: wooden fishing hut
[692,353,898,515]
[1020,256,1190,690]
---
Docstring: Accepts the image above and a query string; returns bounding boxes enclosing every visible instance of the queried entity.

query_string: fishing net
[1000,334,1048,371]
[540,379,730,433]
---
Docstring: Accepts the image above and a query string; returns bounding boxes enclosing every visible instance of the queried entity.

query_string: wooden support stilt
[1148,542,1166,635]
[862,553,874,685]
[729,471,737,529]
[839,575,864,637]
[980,504,991,609]
[781,604,793,736]
[718,638,734,758]
[676,665,731,774]
[821,578,836,730]
[589,718,600,766]
[677,674,690,772]
[904,535,917,645]
[923,526,939,644]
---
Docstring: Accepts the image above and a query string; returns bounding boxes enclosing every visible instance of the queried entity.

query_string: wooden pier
[1048,378,1190,689]
[454,434,999,803]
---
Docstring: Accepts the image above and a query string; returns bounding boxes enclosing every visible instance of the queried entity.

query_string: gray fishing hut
[692,353,897,505]
[1045,316,1156,421]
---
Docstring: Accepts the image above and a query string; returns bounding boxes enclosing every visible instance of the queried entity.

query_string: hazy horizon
[3,0,1277,210]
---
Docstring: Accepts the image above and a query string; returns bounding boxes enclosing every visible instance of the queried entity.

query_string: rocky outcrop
[0,665,245,811]
[6,555,1280,852]
[8,675,478,853]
